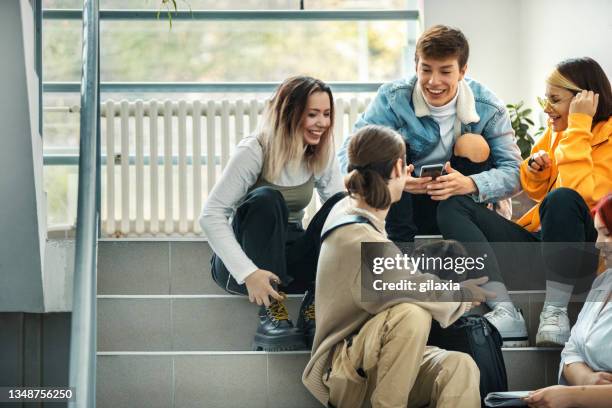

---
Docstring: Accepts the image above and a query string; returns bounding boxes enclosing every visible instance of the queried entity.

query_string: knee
[454,133,490,163]
[243,187,287,216]
[439,351,479,382]
[436,195,473,225]
[387,303,432,337]
[540,188,586,214]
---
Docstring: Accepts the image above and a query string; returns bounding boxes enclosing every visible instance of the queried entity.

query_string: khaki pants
[323,303,480,408]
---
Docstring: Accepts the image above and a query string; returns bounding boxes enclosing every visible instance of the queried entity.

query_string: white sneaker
[484,305,529,347]
[536,305,570,347]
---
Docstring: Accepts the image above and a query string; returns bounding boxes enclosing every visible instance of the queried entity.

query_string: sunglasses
[536,95,575,111]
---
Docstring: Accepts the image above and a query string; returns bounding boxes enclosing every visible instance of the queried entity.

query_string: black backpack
[428,315,508,407]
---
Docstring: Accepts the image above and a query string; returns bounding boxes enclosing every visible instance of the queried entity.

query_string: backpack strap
[321,215,377,243]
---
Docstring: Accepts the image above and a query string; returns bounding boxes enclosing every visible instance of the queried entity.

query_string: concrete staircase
[96,240,581,408]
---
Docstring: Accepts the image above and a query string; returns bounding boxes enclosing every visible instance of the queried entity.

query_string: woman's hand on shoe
[460,276,496,307]
[244,269,283,307]
[426,162,477,201]
[403,164,433,194]
[569,90,599,117]
[528,150,552,172]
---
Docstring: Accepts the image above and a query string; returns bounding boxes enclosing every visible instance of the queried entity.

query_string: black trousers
[211,186,346,295]
[386,154,493,242]
[436,187,599,291]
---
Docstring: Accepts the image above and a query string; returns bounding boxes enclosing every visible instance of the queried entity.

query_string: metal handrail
[68,0,100,406]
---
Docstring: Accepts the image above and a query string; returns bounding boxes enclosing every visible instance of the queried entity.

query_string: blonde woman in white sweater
[200,76,345,351]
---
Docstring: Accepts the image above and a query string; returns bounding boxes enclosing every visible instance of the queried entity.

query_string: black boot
[253,293,306,351]
[296,287,316,348]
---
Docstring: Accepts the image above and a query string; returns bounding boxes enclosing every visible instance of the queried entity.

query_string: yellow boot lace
[267,292,290,321]
[304,303,315,321]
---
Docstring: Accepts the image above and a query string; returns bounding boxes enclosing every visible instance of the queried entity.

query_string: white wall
[422,0,522,104]
[422,0,612,121]
[0,0,45,312]
[518,0,612,115]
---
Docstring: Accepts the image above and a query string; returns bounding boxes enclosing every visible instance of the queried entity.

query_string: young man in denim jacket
[338,25,527,343]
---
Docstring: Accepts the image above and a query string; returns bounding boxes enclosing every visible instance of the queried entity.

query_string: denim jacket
[339,76,521,203]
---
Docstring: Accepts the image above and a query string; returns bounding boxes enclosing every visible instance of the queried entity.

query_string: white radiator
[101,97,370,236]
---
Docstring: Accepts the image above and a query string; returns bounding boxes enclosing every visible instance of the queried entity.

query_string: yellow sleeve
[555,113,596,206]
[520,127,553,202]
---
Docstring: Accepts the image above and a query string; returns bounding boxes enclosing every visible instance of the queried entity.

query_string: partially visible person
[200,76,345,351]
[303,125,495,408]
[438,57,612,346]
[523,193,612,408]
[412,239,470,282]
[338,24,521,242]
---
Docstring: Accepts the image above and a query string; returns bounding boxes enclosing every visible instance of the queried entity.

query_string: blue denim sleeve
[469,107,522,202]
[338,85,402,174]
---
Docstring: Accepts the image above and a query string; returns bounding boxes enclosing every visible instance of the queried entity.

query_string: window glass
[43,19,408,83]
[44,1,298,10]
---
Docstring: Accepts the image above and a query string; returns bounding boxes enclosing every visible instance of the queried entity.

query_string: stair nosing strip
[97,292,544,299]
[97,351,310,356]
[99,237,209,242]
[97,294,305,299]
[97,347,561,356]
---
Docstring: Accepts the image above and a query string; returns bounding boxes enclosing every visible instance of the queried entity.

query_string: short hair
[593,193,612,232]
[413,240,469,282]
[415,25,469,68]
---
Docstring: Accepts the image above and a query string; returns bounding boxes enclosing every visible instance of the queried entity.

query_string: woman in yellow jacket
[436,57,612,348]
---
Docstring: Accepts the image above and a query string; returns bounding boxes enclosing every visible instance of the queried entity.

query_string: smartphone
[419,164,446,180]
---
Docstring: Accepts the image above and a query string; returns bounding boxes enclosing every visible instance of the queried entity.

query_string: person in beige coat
[303,124,495,408]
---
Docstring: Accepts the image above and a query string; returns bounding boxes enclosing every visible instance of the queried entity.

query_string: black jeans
[211,187,346,295]
[436,187,599,290]
[386,154,492,242]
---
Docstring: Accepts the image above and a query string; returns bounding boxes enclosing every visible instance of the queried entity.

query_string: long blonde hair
[258,76,335,182]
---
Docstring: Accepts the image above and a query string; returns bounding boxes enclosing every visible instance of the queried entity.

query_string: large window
[42,0,421,229]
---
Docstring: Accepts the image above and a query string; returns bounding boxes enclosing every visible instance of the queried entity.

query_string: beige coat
[302,197,470,405]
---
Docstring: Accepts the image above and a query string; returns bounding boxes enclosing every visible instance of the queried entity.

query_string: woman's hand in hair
[244,269,284,307]
[403,164,434,194]
[569,90,599,117]
[426,162,477,200]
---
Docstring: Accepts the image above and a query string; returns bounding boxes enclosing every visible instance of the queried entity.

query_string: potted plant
[506,101,544,159]
[506,101,545,219]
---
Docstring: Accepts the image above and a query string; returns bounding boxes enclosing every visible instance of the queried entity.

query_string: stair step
[98,240,225,296]
[97,240,570,296]
[96,350,561,408]
[97,295,581,351]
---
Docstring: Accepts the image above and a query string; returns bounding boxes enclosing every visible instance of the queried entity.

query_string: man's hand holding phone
[427,162,478,200]
[404,164,433,194]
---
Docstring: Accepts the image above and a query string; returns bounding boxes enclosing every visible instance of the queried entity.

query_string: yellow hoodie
[517,113,612,231]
